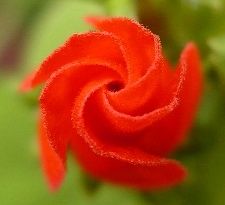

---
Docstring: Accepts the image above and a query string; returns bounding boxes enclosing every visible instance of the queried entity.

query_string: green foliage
[105,0,137,19]
[22,0,106,73]
[208,35,225,86]
[0,0,48,58]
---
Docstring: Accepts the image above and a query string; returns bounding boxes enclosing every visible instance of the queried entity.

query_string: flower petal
[73,43,202,157]
[20,32,126,91]
[71,85,186,189]
[39,116,65,190]
[137,43,203,155]
[39,62,120,177]
[71,134,186,190]
[87,17,160,83]
[87,17,167,115]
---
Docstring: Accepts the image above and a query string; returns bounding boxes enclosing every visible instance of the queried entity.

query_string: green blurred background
[1,0,225,204]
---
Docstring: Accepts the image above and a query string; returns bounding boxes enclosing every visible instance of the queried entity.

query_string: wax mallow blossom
[21,17,202,191]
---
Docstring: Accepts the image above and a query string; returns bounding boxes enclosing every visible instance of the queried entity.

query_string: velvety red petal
[86,17,167,115]
[137,43,203,155]
[72,43,202,158]
[20,32,126,91]
[87,17,160,83]
[39,116,65,190]
[174,43,203,133]
[91,88,178,133]
[71,84,186,189]
[39,62,120,179]
[71,133,186,190]
[106,52,164,116]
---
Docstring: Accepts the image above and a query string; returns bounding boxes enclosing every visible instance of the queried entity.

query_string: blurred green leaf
[105,0,137,19]
[208,35,225,57]
[22,0,105,73]
[0,0,49,60]
[208,35,225,86]
[93,184,149,205]
[0,0,33,50]
[191,0,224,10]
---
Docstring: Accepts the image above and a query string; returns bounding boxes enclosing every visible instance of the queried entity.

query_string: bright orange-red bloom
[21,17,202,191]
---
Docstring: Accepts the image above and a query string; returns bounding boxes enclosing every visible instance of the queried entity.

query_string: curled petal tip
[184,42,199,54]
[19,72,35,92]
[85,16,104,25]
[45,163,65,192]
[47,167,65,192]
[39,119,66,192]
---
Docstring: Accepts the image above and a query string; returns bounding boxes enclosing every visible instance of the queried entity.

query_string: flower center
[107,81,124,93]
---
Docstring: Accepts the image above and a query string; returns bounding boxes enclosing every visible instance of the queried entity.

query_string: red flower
[21,17,202,191]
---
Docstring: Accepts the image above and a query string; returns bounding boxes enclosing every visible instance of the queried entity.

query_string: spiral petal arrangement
[21,17,202,190]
